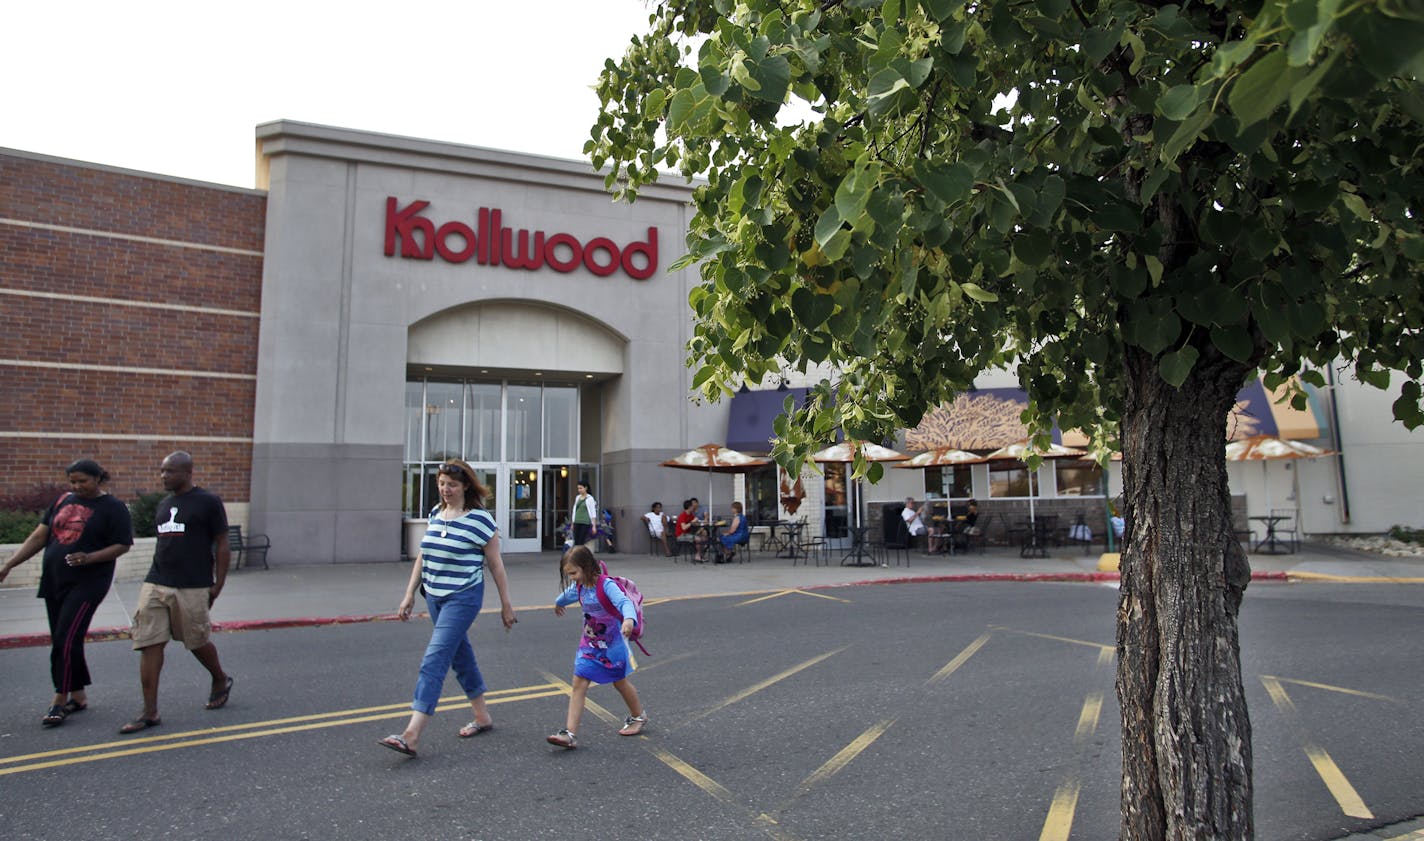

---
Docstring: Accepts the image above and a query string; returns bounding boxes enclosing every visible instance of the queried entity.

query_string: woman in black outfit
[0,459,134,727]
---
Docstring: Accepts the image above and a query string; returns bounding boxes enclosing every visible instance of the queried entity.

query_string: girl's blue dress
[555,578,638,684]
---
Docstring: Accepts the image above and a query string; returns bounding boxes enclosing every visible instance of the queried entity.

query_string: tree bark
[1117,345,1255,840]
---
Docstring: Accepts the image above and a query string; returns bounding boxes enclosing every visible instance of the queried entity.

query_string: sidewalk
[3,541,1423,648]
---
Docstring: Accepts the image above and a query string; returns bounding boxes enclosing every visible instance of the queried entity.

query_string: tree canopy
[590,0,1424,470]
[591,2,1423,837]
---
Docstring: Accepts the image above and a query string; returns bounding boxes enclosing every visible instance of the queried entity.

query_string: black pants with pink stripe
[44,581,108,695]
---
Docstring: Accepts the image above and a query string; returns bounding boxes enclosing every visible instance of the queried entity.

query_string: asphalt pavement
[2,541,1422,841]
[4,539,1423,647]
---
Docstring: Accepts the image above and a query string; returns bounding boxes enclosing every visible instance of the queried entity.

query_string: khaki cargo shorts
[131,582,212,650]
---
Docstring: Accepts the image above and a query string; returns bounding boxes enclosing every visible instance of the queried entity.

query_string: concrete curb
[0,569,1316,650]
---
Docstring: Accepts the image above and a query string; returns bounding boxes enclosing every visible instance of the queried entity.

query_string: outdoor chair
[795,533,827,567]
[228,525,271,570]
[965,513,992,554]
[1270,509,1300,552]
[879,515,912,567]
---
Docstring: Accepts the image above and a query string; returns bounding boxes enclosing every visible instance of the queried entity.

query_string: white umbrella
[1224,435,1337,514]
[811,441,910,530]
[981,440,1086,524]
[659,443,770,520]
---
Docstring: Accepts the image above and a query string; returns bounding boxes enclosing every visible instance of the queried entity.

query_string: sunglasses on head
[438,464,467,477]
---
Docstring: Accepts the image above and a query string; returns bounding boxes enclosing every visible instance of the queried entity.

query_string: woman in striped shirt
[379,460,517,758]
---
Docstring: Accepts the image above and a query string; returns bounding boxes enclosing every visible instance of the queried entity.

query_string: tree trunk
[1117,346,1255,840]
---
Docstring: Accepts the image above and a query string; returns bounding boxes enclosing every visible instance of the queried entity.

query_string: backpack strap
[592,574,620,620]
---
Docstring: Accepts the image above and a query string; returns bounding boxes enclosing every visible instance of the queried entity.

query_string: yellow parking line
[681,646,849,727]
[793,718,897,797]
[737,589,850,606]
[1075,693,1103,743]
[1287,572,1424,584]
[926,632,991,685]
[991,626,1114,653]
[1038,779,1081,841]
[1305,745,1374,819]
[0,684,555,767]
[1261,676,1374,819]
[0,686,562,777]
[1262,675,1399,703]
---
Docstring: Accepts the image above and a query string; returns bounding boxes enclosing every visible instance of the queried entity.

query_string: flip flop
[378,735,417,757]
[458,721,495,738]
[119,717,162,734]
[205,676,234,710]
[41,704,68,727]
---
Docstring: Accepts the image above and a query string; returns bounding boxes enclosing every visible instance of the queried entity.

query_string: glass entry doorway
[503,466,541,553]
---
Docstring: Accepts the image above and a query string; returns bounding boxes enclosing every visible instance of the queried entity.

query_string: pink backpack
[585,560,649,656]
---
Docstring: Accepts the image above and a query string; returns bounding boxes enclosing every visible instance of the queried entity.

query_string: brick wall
[0,151,266,505]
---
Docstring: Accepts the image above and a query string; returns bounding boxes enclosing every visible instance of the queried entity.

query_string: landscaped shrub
[0,510,43,544]
[1388,525,1424,545]
[130,491,167,538]
[0,483,70,513]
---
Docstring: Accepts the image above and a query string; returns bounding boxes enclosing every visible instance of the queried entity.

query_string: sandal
[62,699,87,715]
[619,712,648,736]
[378,734,417,757]
[119,717,162,734]
[546,728,577,749]
[41,704,68,728]
[205,675,234,710]
[458,721,494,738]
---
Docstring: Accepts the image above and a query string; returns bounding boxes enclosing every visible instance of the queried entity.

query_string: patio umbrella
[982,440,1086,523]
[893,447,987,469]
[659,443,770,520]
[1224,435,1337,514]
[811,441,910,531]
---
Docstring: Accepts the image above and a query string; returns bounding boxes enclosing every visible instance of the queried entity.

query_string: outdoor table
[1019,520,1049,559]
[759,520,788,554]
[776,521,805,560]
[840,524,876,567]
[1250,514,1295,554]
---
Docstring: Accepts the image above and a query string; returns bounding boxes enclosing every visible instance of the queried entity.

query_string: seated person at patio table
[716,501,750,563]
[675,499,709,562]
[643,501,673,557]
[902,497,928,548]
[949,499,981,551]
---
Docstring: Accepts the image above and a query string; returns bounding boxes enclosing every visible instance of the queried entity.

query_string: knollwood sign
[384,198,658,280]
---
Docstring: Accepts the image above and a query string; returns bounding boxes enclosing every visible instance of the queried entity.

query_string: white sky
[2,0,659,188]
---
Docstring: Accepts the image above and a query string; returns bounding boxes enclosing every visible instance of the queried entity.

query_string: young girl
[547,545,646,748]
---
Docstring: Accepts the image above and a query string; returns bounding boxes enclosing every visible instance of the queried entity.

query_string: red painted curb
[0,570,1295,650]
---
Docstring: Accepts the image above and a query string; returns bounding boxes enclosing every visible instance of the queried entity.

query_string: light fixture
[585,374,593,379]
[560,467,568,478]
[535,372,543,377]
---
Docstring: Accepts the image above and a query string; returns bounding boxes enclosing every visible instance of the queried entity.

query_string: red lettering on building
[383,198,658,280]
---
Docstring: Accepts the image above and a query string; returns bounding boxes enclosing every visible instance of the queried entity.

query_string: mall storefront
[249,120,729,562]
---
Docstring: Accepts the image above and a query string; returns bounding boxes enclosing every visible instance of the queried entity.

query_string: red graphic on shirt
[51,503,93,546]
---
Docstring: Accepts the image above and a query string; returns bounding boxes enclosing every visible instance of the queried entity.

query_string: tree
[590,1,1423,838]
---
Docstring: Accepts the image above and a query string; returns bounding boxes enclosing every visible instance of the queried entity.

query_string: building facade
[3,122,1419,567]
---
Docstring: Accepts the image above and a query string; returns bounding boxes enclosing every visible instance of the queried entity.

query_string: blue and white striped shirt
[419,507,497,598]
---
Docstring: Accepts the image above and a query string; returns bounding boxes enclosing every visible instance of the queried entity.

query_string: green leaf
[1161,106,1215,162]
[1210,326,1255,362]
[1158,346,1200,387]
[791,287,835,329]
[1013,229,1053,266]
[1229,51,1302,127]
[1144,254,1164,286]
[1158,85,1201,120]
[921,0,958,22]
[822,228,853,261]
[1083,24,1124,63]
[747,54,792,103]
[916,161,974,205]
[814,204,844,248]
[960,282,999,303]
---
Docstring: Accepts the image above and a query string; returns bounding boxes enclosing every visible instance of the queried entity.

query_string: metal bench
[228,525,271,570]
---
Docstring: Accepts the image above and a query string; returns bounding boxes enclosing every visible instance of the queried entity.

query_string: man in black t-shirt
[119,452,234,735]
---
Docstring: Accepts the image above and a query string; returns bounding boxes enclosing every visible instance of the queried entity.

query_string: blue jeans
[412,584,487,715]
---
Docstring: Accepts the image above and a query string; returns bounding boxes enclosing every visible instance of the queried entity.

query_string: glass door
[542,465,573,551]
[503,466,541,553]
